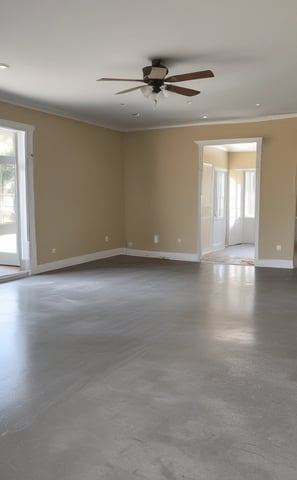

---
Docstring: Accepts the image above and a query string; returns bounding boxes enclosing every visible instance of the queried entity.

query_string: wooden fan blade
[165,70,214,83]
[165,85,200,97]
[115,85,144,95]
[97,77,144,82]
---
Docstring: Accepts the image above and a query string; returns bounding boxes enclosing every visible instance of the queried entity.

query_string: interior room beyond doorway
[200,141,259,266]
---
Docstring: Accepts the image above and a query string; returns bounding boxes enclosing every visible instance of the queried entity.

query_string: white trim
[23,127,38,274]
[0,97,121,132]
[5,245,295,274]
[123,113,297,132]
[196,137,262,265]
[0,119,36,274]
[0,271,29,284]
[126,248,199,262]
[2,97,297,133]
[0,118,35,134]
[256,259,294,269]
[195,138,262,148]
[34,248,126,274]
[254,145,261,265]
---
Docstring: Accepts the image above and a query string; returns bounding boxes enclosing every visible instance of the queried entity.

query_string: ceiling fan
[97,59,214,99]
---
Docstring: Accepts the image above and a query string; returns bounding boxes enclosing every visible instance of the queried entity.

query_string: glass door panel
[0,130,19,266]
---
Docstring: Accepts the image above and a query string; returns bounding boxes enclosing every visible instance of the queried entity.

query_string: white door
[228,169,243,245]
[0,129,20,266]
[201,163,214,254]
[212,170,227,251]
[242,170,256,243]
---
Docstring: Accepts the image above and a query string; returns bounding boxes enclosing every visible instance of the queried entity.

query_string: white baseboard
[33,248,295,275]
[34,248,126,274]
[201,248,212,255]
[256,259,294,269]
[0,271,29,283]
[126,248,199,262]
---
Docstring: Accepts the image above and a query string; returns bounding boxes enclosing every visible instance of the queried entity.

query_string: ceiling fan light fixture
[159,86,168,98]
[99,60,214,104]
[141,85,153,98]
[148,66,168,80]
[0,63,9,70]
[141,85,168,106]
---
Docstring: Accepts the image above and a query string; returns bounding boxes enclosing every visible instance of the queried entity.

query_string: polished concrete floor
[0,255,297,480]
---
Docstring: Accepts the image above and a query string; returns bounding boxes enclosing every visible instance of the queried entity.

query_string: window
[244,170,256,217]
[214,170,226,218]
[0,130,17,225]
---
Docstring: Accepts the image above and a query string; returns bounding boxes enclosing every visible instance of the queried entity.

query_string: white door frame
[0,119,37,273]
[196,137,262,266]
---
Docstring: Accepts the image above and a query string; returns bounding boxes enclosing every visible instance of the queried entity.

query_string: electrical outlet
[105,235,109,242]
[276,244,282,251]
[51,247,56,254]
[128,241,133,247]
[153,234,159,244]
[177,238,182,244]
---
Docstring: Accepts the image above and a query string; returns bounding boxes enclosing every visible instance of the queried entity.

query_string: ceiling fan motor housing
[142,60,168,93]
[143,60,168,80]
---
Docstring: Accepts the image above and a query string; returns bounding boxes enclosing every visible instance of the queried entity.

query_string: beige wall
[203,146,228,169]
[0,101,125,264]
[1,100,296,265]
[124,129,199,253]
[124,119,297,260]
[228,151,256,169]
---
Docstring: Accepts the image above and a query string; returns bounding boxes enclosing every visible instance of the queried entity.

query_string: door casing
[0,119,36,273]
[196,137,262,266]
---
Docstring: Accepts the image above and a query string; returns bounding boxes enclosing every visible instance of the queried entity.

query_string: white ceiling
[1,0,297,131]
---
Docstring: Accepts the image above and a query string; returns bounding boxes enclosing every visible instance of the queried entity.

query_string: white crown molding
[1,96,297,133]
[256,259,294,269]
[126,248,199,262]
[0,96,122,132]
[123,113,297,132]
[33,248,126,274]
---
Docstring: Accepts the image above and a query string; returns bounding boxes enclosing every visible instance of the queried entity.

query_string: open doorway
[0,122,36,280]
[197,138,262,266]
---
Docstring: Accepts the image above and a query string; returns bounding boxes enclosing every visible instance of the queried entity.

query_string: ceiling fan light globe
[159,87,168,99]
[141,85,153,98]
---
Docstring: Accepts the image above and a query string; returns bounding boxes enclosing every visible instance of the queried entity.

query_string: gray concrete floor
[0,255,297,480]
